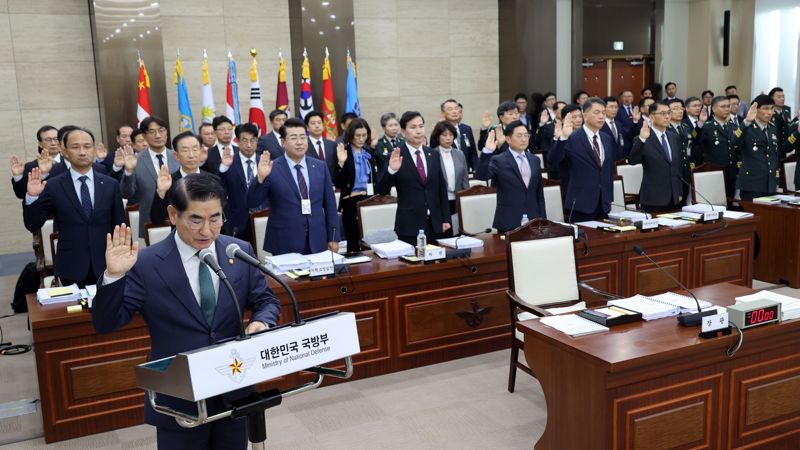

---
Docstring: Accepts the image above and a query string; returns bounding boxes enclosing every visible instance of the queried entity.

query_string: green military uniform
[668,121,694,200]
[786,129,800,190]
[771,105,793,157]
[373,135,404,181]
[733,121,780,199]
[697,118,739,197]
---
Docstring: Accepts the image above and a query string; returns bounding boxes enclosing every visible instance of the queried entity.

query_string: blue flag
[345,53,360,117]
[174,58,195,132]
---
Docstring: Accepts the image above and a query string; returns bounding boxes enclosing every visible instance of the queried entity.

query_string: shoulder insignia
[789,134,797,144]
[734,128,742,138]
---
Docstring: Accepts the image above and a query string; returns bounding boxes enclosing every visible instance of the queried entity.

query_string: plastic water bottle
[416,229,427,258]
[521,214,529,226]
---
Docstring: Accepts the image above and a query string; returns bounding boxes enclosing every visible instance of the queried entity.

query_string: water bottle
[416,229,427,258]
[521,214,529,226]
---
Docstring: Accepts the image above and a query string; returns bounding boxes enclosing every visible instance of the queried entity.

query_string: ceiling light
[122,23,127,27]
[322,1,329,5]
[310,18,316,22]
[330,14,336,19]
[115,28,120,33]
[150,2,158,6]
[146,30,151,34]
[130,18,135,22]
[319,31,324,35]
[138,12,144,16]
[335,26,340,30]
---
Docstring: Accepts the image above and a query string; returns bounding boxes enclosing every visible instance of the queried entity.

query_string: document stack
[371,240,415,259]
[37,284,83,305]
[264,251,345,274]
[608,295,680,320]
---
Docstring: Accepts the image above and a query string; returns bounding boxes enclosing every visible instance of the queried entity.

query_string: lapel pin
[228,258,235,265]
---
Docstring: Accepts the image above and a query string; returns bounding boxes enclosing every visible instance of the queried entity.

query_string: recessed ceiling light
[138,12,144,16]
[146,30,151,34]
[154,26,158,30]
[130,18,135,22]
[139,33,144,38]
[150,2,158,6]
[310,18,316,22]
[322,1,329,5]
[330,14,336,19]
[335,26,340,30]
[115,28,120,33]
[319,31,324,35]
[122,23,127,27]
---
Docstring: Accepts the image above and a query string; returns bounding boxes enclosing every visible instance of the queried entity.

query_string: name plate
[136,312,361,401]
[423,245,446,261]
[309,261,334,277]
[701,311,729,332]
[703,211,721,222]
[636,219,659,230]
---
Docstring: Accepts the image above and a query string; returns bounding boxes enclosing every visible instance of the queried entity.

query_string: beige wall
[0,0,101,253]
[353,0,499,138]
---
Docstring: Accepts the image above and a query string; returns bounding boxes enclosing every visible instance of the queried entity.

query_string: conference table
[740,199,800,287]
[517,282,800,450]
[26,217,755,442]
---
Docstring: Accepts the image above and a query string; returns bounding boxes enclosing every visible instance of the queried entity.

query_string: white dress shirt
[583,125,606,164]
[387,143,428,176]
[145,148,170,175]
[24,168,95,206]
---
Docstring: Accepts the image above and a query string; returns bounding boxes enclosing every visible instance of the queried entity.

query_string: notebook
[649,292,712,313]
[608,295,680,320]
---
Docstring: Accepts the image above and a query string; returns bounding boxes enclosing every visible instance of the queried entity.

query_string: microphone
[578,281,624,300]
[199,248,247,340]
[455,227,492,247]
[679,175,722,216]
[225,243,304,326]
[631,245,714,327]
[449,227,492,263]
[567,198,577,224]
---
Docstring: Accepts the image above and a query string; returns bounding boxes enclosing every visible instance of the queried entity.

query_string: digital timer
[727,299,782,329]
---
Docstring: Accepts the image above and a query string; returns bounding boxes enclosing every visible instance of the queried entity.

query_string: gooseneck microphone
[455,227,493,248]
[632,245,714,327]
[225,243,304,326]
[578,281,624,300]
[199,248,247,340]
[679,175,718,212]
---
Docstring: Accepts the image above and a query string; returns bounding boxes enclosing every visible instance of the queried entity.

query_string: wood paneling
[694,239,751,287]
[628,249,689,296]
[633,402,707,450]
[741,200,800,287]
[70,356,147,400]
[582,60,608,97]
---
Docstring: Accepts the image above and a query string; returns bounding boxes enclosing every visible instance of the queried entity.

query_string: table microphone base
[677,309,717,327]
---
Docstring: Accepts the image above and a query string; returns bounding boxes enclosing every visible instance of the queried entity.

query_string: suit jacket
[549,128,627,215]
[306,136,337,177]
[120,149,179,235]
[245,156,340,255]
[201,143,239,174]
[256,133,285,160]
[23,170,124,281]
[219,153,268,240]
[375,144,450,236]
[91,233,280,430]
[476,149,545,231]
[628,131,683,207]
[430,123,478,170]
[733,121,781,194]
[437,146,470,197]
[333,145,380,209]
[616,104,635,136]
[12,158,108,199]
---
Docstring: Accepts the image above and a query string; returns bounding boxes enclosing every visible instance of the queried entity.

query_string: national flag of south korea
[299,49,314,120]
[201,49,215,123]
[136,58,152,127]
[248,51,267,137]
[226,52,241,125]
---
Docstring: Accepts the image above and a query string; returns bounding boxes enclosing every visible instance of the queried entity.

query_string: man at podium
[91,172,281,450]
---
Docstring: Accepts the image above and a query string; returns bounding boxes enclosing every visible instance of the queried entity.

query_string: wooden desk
[27,218,755,442]
[518,283,800,450]
[740,199,800,287]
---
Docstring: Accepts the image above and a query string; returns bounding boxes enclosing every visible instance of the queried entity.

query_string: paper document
[264,253,310,271]
[437,236,484,249]
[305,250,345,264]
[608,295,679,320]
[37,284,82,305]
[722,211,753,219]
[683,204,727,213]
[371,240,415,259]
[649,292,712,313]
[539,314,609,337]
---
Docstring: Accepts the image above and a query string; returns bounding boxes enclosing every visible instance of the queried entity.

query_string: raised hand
[485,128,498,151]
[123,147,138,173]
[632,106,641,123]
[36,152,53,176]
[639,117,651,140]
[155,164,173,199]
[553,118,563,139]
[561,116,575,138]
[481,110,492,129]
[113,146,125,168]
[699,107,708,124]
[256,152,272,182]
[370,134,378,148]
[496,128,507,147]
[388,147,403,171]
[745,102,758,123]
[540,109,549,125]
[10,154,24,177]
[221,145,234,167]
[96,143,107,161]
[199,145,208,164]
[104,224,139,279]
[336,142,347,165]
[27,167,47,197]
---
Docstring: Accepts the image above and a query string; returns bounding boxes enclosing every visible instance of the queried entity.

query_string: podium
[136,311,360,447]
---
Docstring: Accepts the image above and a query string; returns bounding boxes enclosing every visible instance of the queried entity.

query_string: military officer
[696,96,738,198]
[666,98,693,201]
[734,95,780,200]
[768,87,794,157]
[784,128,800,191]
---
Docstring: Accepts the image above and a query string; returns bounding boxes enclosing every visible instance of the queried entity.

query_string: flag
[345,50,360,117]
[136,57,151,127]
[174,55,195,132]
[299,49,314,119]
[321,48,338,139]
[226,52,241,124]
[201,49,215,123]
[248,50,267,136]
[275,52,290,115]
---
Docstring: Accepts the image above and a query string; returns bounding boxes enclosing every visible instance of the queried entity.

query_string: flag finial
[203,48,208,59]
[227,50,232,59]
[249,48,257,58]
[303,48,307,58]
[325,47,329,57]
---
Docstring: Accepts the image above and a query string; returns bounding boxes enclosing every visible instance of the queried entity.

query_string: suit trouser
[568,198,608,223]
[739,190,771,201]
[156,416,247,450]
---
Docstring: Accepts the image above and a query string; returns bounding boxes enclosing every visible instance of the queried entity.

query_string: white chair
[612,177,626,212]
[34,219,58,287]
[358,195,398,248]
[505,219,586,392]
[144,224,172,247]
[456,185,497,235]
[390,187,397,197]
[468,179,487,187]
[250,210,271,261]
[783,160,797,192]
[616,163,643,205]
[691,166,727,206]
[543,183,564,222]
[541,172,548,179]
[125,205,143,247]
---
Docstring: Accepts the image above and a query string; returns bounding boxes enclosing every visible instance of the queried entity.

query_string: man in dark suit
[664,82,678,101]
[601,96,626,150]
[304,111,337,177]
[682,96,707,166]
[218,123,268,244]
[536,101,566,178]
[628,102,684,213]
[696,96,738,197]
[616,90,635,137]
[99,124,133,173]
[376,111,451,244]
[515,93,534,136]
[246,118,340,255]
[431,99,479,172]
[92,173,281,450]
[476,120,545,231]
[255,109,287,159]
[200,116,238,174]
[478,101,519,152]
[734,96,781,200]
[549,97,628,222]
[23,127,124,287]
[149,131,209,226]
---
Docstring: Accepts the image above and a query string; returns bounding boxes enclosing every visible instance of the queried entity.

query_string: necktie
[627,106,632,118]
[454,129,461,150]
[660,133,672,162]
[415,150,427,184]
[518,154,530,188]
[197,252,216,326]
[317,140,325,161]
[156,153,164,169]
[390,139,396,149]
[78,176,92,219]
[592,135,602,166]
[295,164,309,199]
[610,121,618,141]
[245,160,253,184]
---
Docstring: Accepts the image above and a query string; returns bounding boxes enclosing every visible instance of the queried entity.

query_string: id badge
[366,183,374,195]
[301,199,311,215]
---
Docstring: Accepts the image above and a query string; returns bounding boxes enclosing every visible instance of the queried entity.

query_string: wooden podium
[740,200,800,287]
[517,283,800,450]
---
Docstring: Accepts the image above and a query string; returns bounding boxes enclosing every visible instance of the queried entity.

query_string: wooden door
[610,59,645,103]
[581,61,608,98]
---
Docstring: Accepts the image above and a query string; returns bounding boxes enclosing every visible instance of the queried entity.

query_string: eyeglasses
[41,137,59,143]
[184,214,226,230]
[651,111,671,116]
[146,127,168,136]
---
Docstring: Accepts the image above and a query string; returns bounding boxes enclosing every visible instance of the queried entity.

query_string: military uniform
[668,121,694,201]
[786,129,800,190]
[733,121,780,200]
[696,119,739,197]
[374,135,404,181]
[771,106,793,157]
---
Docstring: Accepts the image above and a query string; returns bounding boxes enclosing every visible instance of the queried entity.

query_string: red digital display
[744,306,779,326]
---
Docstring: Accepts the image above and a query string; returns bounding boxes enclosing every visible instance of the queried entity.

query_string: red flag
[137,59,151,127]
[321,50,337,139]
[275,53,290,115]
